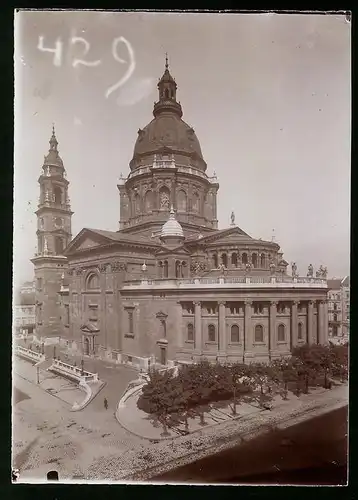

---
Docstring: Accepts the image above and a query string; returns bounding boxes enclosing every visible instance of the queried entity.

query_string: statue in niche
[160,191,170,209]
[291,262,298,277]
[245,262,252,274]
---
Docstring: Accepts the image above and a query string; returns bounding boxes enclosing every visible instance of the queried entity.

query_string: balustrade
[51,359,99,382]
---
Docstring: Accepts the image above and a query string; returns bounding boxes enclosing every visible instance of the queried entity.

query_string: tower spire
[49,123,58,151]
[154,56,182,118]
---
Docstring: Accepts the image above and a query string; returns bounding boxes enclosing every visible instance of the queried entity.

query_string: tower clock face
[54,217,63,229]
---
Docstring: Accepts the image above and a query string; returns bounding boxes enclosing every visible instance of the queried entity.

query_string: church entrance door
[84,337,90,356]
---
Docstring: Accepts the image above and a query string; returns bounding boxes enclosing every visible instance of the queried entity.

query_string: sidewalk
[124,384,349,482]
[117,388,264,440]
[116,383,346,441]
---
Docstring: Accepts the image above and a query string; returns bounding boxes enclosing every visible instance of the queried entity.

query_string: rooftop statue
[307,264,314,277]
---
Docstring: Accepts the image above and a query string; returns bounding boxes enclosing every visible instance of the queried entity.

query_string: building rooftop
[327,279,343,290]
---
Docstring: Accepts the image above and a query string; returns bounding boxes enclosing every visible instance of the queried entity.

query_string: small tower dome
[160,206,184,240]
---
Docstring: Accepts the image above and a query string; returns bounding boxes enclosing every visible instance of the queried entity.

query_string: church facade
[33,59,329,369]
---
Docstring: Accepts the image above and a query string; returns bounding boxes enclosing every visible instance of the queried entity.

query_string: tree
[137,369,176,436]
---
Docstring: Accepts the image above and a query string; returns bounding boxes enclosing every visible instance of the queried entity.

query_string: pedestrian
[104,397,108,410]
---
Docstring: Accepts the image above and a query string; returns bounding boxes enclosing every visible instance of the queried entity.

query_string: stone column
[218,301,226,357]
[244,300,253,362]
[318,300,325,345]
[194,301,202,354]
[177,302,184,349]
[291,300,299,350]
[323,300,329,345]
[269,301,277,360]
[307,300,314,345]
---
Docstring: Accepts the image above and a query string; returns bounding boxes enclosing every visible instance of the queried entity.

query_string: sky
[14,11,351,286]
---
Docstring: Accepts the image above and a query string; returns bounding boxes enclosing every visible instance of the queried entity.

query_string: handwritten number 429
[37,36,135,98]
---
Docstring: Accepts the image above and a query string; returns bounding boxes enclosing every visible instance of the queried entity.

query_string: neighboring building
[14,281,36,335]
[327,276,350,342]
[341,276,350,338]
[14,305,36,335]
[327,279,343,338]
[33,59,329,368]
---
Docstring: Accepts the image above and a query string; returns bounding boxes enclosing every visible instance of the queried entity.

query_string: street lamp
[81,358,84,376]
[53,345,56,360]
[41,342,45,355]
[36,366,40,384]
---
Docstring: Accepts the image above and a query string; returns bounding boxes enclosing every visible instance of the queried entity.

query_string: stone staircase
[35,357,53,371]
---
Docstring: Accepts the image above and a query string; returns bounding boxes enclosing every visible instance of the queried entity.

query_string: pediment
[155,245,190,257]
[187,226,251,246]
[65,229,112,255]
[77,237,101,250]
[210,233,253,244]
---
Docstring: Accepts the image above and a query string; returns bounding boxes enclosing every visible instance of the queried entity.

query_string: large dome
[130,59,206,171]
[133,114,203,161]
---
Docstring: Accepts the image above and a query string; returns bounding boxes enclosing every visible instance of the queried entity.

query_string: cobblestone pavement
[13,374,144,481]
[12,358,348,483]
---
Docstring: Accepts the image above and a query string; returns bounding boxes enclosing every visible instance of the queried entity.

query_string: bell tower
[31,126,73,338]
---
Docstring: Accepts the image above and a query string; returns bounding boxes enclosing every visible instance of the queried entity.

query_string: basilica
[32,59,329,369]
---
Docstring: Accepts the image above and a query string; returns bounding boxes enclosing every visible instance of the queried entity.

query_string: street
[152,406,348,485]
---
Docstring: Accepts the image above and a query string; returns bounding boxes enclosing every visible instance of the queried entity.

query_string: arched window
[38,236,44,254]
[254,324,264,343]
[134,193,141,214]
[298,322,303,340]
[242,253,248,265]
[252,253,258,268]
[260,253,265,268]
[222,253,228,268]
[175,260,181,278]
[177,190,187,212]
[231,324,240,343]
[333,303,337,310]
[87,273,100,290]
[208,324,216,342]
[159,187,170,210]
[128,311,134,333]
[165,88,170,99]
[277,324,285,342]
[55,236,64,255]
[333,313,338,322]
[231,253,238,267]
[192,192,200,213]
[54,186,62,204]
[181,261,186,278]
[144,191,153,212]
[213,254,218,268]
[332,325,338,336]
[187,323,194,341]
[163,260,169,278]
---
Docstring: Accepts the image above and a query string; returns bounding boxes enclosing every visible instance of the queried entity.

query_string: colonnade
[186,299,329,360]
[209,250,275,270]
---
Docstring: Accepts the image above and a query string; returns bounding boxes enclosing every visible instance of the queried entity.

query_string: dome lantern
[160,206,185,243]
